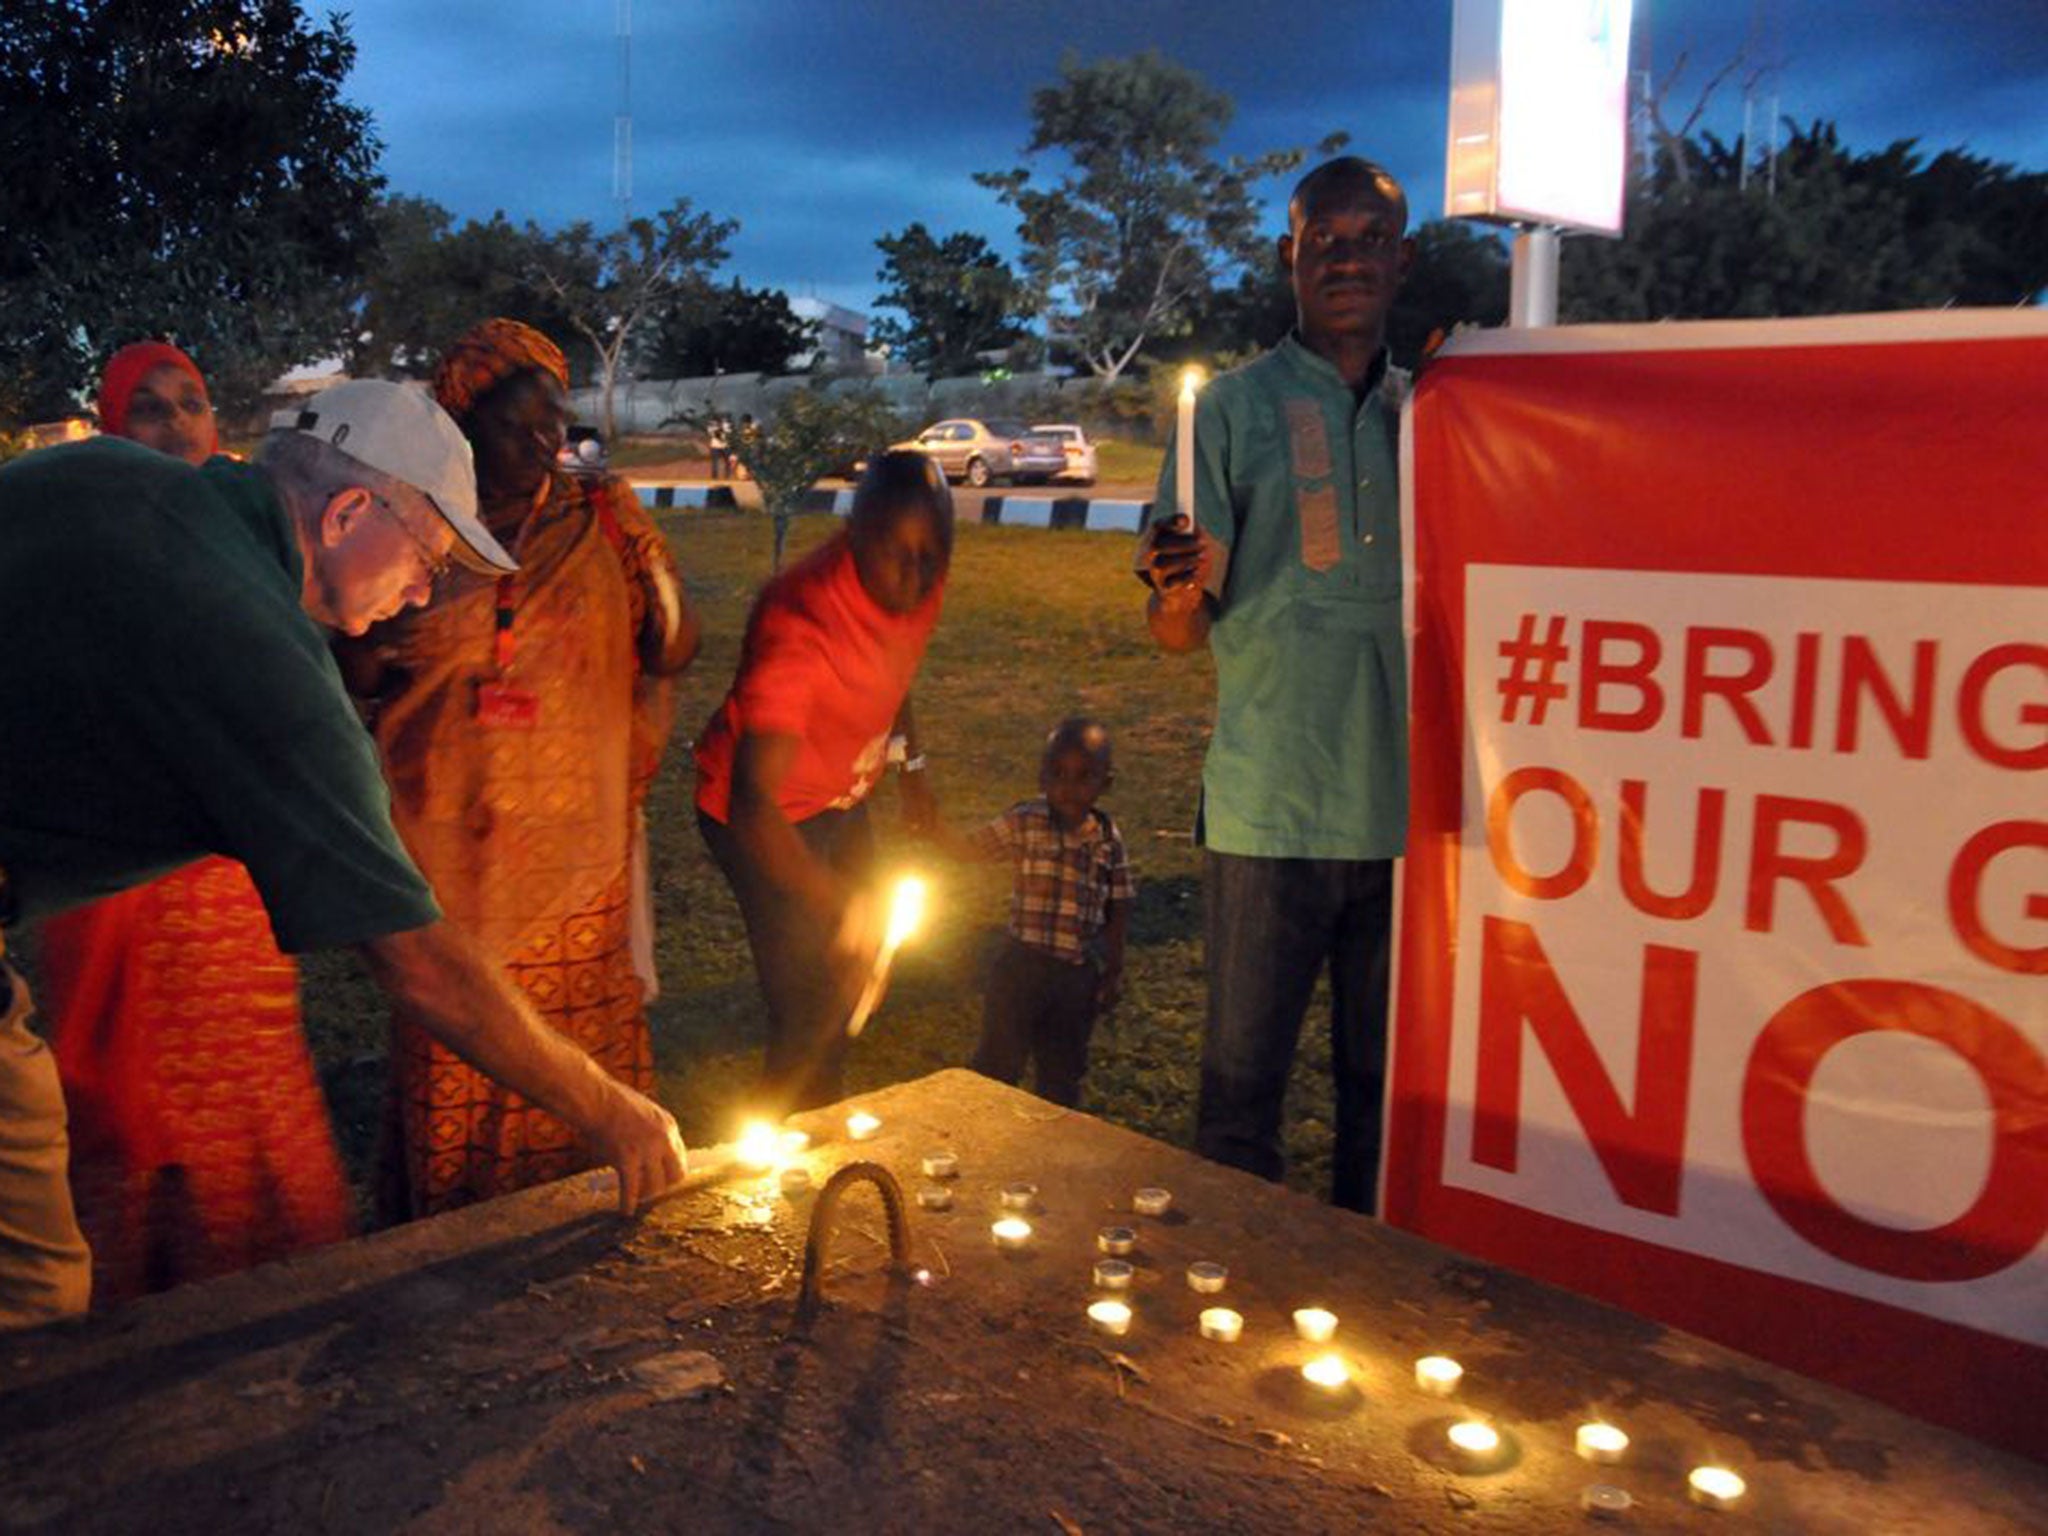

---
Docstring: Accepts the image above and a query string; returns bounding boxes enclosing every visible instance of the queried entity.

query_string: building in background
[788,296,870,373]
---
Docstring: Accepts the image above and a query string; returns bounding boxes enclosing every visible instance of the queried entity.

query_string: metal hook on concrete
[794,1160,913,1328]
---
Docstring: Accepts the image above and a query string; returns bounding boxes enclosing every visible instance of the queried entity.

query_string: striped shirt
[972,799,1135,964]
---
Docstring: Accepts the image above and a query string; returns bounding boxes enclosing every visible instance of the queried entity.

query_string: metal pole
[1508,226,1560,328]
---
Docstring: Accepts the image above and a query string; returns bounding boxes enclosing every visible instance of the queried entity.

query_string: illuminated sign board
[1446,0,1634,235]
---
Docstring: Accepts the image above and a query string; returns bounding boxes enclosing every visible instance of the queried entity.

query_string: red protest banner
[1389,312,2048,1460]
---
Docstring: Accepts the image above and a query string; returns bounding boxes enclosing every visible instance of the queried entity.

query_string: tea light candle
[921,1151,959,1179]
[1581,1485,1633,1520]
[1447,1420,1500,1465]
[845,1110,881,1142]
[778,1166,811,1196]
[916,1185,954,1211]
[1198,1307,1243,1343]
[991,1216,1033,1250]
[1185,1261,1227,1294]
[1576,1422,1629,1464]
[1292,1307,1338,1343]
[1097,1225,1136,1256]
[1133,1187,1172,1217]
[778,1129,811,1157]
[1301,1353,1351,1391]
[999,1182,1037,1210]
[1414,1355,1464,1396]
[1688,1466,1746,1511]
[1087,1299,1131,1336]
[1092,1258,1134,1290]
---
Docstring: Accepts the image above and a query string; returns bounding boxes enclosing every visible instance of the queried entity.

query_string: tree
[747,388,904,569]
[0,0,384,423]
[1563,121,2048,322]
[348,198,577,380]
[976,51,1344,382]
[525,198,736,439]
[870,225,1028,380]
[644,279,817,378]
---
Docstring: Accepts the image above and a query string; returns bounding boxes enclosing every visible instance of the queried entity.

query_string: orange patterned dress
[370,471,679,1219]
[42,858,353,1304]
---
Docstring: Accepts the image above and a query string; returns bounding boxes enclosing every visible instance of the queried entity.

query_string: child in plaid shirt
[937,718,1134,1107]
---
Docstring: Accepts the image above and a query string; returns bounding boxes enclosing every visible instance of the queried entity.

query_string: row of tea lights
[1075,1187,1747,1516]
[794,1116,1749,1515]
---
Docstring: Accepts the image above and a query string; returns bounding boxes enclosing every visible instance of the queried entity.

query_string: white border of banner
[1436,307,2048,359]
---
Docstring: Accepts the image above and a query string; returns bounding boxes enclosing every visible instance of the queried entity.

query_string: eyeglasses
[374,493,455,583]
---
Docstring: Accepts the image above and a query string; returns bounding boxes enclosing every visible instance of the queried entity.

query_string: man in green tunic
[1139,158,1415,1212]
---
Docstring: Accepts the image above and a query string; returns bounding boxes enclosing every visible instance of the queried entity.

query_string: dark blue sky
[336,0,2048,317]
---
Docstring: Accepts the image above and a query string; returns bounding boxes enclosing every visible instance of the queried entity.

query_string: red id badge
[475,681,540,729]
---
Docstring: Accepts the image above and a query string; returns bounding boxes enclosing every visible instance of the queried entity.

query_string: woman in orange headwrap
[40,342,354,1305]
[354,318,699,1218]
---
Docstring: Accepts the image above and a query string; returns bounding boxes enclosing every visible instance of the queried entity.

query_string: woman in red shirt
[695,451,953,1111]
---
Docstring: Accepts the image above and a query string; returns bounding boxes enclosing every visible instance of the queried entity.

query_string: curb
[632,482,741,511]
[978,496,1150,533]
[634,481,1152,534]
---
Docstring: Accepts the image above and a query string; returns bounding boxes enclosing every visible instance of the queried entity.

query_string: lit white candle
[1576,1422,1629,1464]
[1175,367,1200,529]
[1185,1261,1227,1294]
[1087,1299,1132,1336]
[778,1129,810,1157]
[1133,1187,1172,1217]
[1097,1225,1136,1256]
[845,1110,881,1142]
[999,1182,1037,1210]
[1292,1307,1338,1343]
[1688,1466,1746,1511]
[1198,1307,1243,1343]
[991,1216,1032,1251]
[1447,1420,1500,1465]
[735,1120,782,1172]
[1414,1355,1464,1396]
[1301,1353,1351,1391]
[1092,1258,1134,1290]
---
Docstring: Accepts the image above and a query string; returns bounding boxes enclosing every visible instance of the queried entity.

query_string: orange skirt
[42,858,352,1304]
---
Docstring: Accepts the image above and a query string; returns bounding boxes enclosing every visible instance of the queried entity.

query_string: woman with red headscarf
[350,318,699,1218]
[38,342,354,1305]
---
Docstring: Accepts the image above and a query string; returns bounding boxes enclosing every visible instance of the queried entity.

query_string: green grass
[45,509,1341,1214]
[1090,436,1164,486]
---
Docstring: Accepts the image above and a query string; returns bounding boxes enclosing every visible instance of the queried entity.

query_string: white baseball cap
[271,380,517,575]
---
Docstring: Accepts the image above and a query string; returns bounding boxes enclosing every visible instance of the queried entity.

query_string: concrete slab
[4,1071,2037,1533]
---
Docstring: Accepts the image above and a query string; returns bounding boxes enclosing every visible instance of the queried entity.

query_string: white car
[1032,423,1097,486]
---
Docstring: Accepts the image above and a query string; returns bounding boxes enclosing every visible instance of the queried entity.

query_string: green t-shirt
[0,438,439,951]
[1150,335,1409,860]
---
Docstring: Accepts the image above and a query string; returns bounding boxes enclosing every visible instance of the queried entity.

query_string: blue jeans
[1197,852,1394,1213]
[699,805,875,1113]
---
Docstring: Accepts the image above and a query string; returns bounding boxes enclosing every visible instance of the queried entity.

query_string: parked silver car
[893,418,1066,487]
[1031,422,1098,485]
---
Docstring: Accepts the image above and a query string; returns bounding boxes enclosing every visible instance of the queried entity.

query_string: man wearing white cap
[0,380,688,1327]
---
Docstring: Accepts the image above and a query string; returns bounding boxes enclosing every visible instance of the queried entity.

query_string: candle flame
[1448,1420,1499,1456]
[1179,365,1204,402]
[1689,1466,1745,1502]
[1301,1353,1350,1390]
[1577,1422,1629,1457]
[885,875,928,950]
[735,1119,782,1172]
